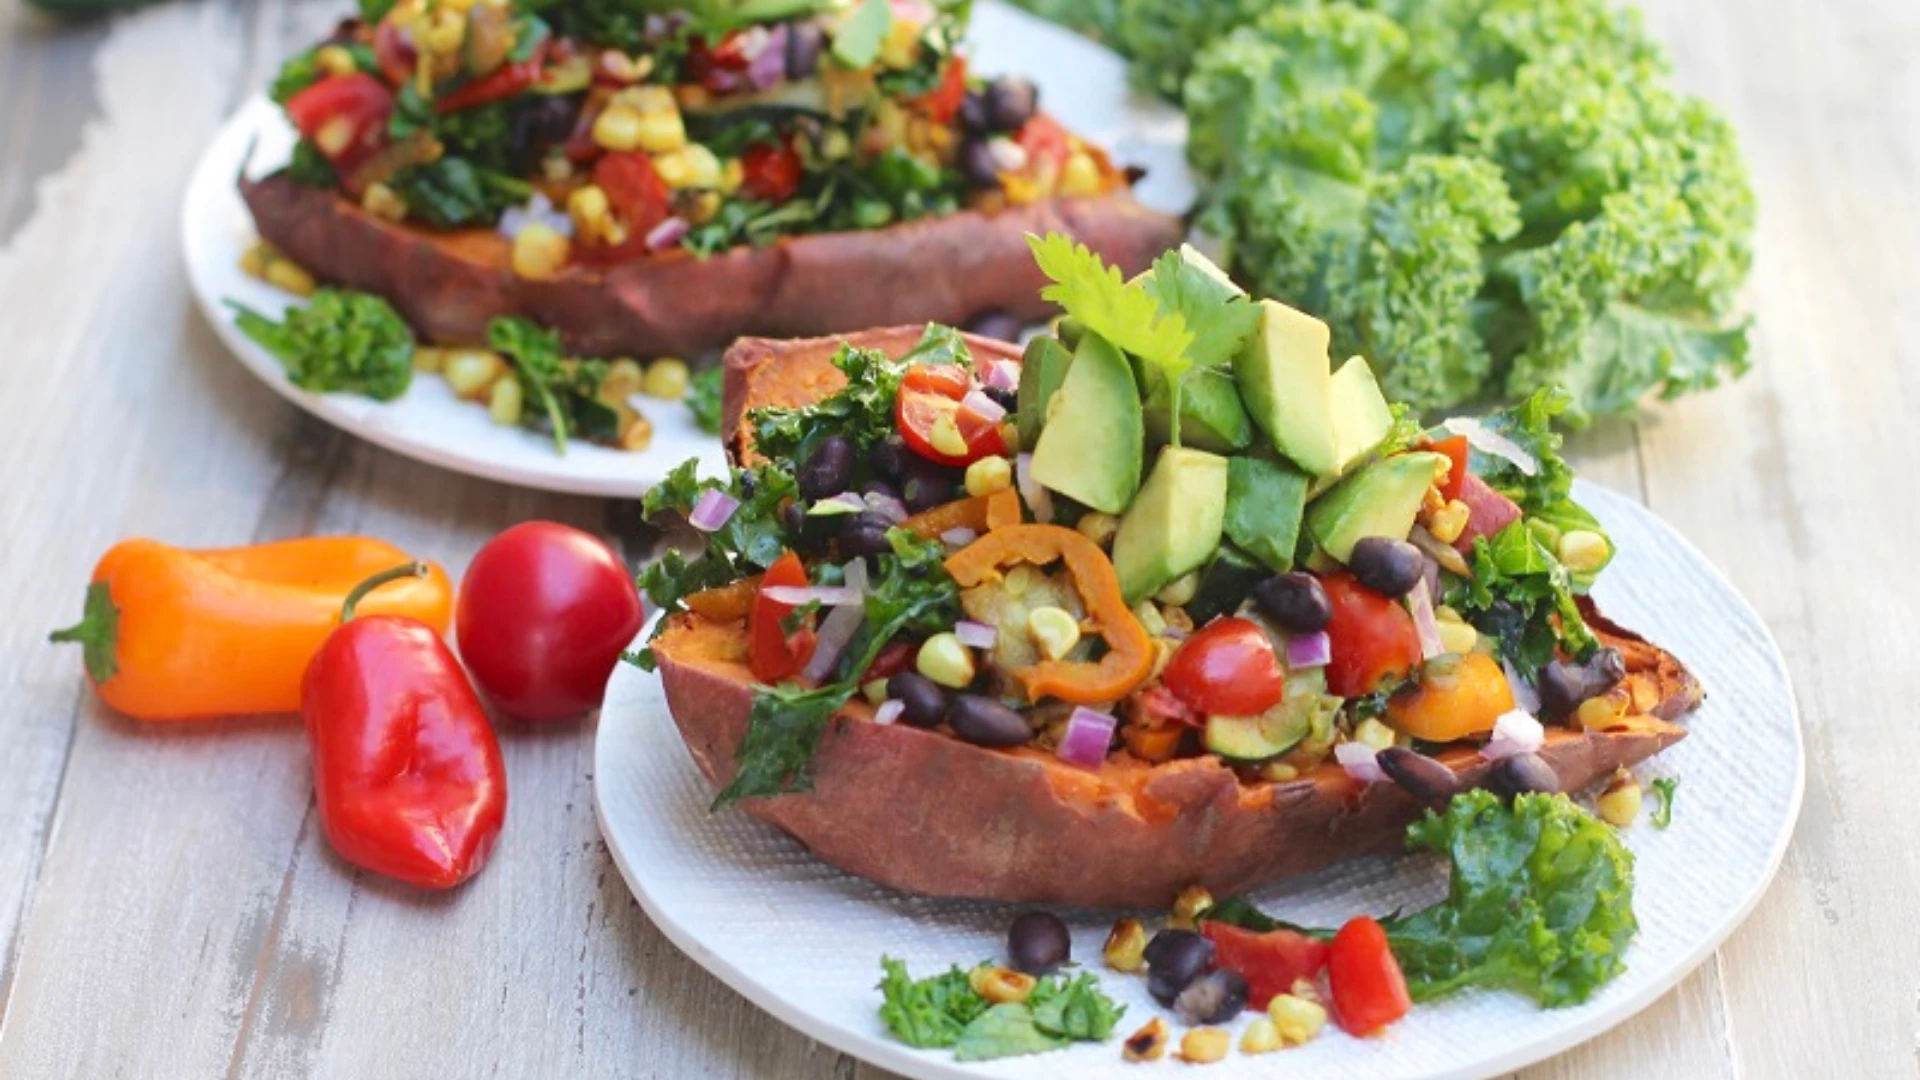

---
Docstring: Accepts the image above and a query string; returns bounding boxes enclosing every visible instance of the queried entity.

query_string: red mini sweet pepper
[302,563,507,889]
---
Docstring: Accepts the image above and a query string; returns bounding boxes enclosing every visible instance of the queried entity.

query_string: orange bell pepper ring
[943,523,1153,704]
[903,488,1022,540]
[51,537,454,721]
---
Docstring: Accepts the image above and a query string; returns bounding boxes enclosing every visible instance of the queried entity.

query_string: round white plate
[593,481,1802,1080]
[179,1,1194,497]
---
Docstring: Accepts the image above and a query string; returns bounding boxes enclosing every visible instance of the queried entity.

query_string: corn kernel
[1178,1027,1230,1065]
[1169,884,1214,929]
[686,190,723,226]
[597,358,644,402]
[820,128,852,161]
[1153,571,1199,607]
[1598,768,1643,827]
[262,258,317,297]
[928,409,968,458]
[314,115,357,158]
[915,632,975,689]
[567,184,611,241]
[644,358,690,400]
[634,109,688,153]
[424,10,466,55]
[1258,760,1299,783]
[362,182,408,222]
[1559,529,1612,573]
[619,411,654,451]
[655,145,722,189]
[1574,687,1632,730]
[1148,637,1177,681]
[238,243,270,278]
[878,15,922,68]
[1436,615,1479,656]
[616,84,678,115]
[1027,606,1081,662]
[1427,499,1470,545]
[1133,602,1167,637]
[443,349,505,398]
[1268,993,1328,1045]
[1354,717,1396,752]
[1288,978,1320,1003]
[487,375,524,426]
[862,678,889,706]
[412,346,447,374]
[964,455,1013,497]
[1122,1019,1169,1063]
[1058,151,1103,198]
[968,965,1036,1005]
[1075,511,1119,548]
[720,157,745,195]
[315,44,358,76]
[511,223,570,280]
[592,105,647,152]
[1103,918,1148,973]
[1240,1017,1283,1055]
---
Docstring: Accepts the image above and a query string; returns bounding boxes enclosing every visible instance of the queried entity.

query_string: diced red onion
[800,604,865,682]
[644,216,690,252]
[1484,709,1545,761]
[1335,742,1385,783]
[1015,453,1054,523]
[863,491,908,524]
[960,389,1007,425]
[1407,579,1444,660]
[1503,660,1541,714]
[688,488,740,532]
[982,359,1019,392]
[744,24,788,89]
[1443,417,1537,476]
[1285,631,1331,669]
[874,698,905,726]
[986,136,1029,174]
[1055,707,1115,769]
[889,0,934,23]
[760,584,863,608]
[843,557,870,595]
[954,620,998,649]
[939,527,979,548]
[813,491,867,515]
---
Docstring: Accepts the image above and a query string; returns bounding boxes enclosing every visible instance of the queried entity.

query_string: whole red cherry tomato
[455,522,645,723]
[1162,616,1286,717]
[748,550,817,684]
[1320,572,1421,698]
[1328,916,1411,1036]
[740,140,805,203]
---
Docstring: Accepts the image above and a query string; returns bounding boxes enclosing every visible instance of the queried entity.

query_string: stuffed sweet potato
[244,1,1182,357]
[639,240,1702,908]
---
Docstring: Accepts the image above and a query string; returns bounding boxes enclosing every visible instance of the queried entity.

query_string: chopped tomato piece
[740,140,805,203]
[901,363,970,400]
[896,388,1006,467]
[1161,616,1286,717]
[285,73,395,172]
[1427,435,1470,503]
[1201,922,1331,1011]
[1015,114,1071,175]
[911,55,968,124]
[436,43,548,113]
[1320,573,1421,698]
[1328,917,1410,1036]
[748,551,817,684]
[576,150,673,261]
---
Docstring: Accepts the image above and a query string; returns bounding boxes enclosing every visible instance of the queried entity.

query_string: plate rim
[591,480,1804,1080]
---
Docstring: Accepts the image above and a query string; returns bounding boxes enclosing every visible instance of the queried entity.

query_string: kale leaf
[686,365,725,434]
[1445,520,1597,672]
[487,316,618,453]
[389,157,533,229]
[878,958,990,1048]
[748,341,916,464]
[229,289,414,401]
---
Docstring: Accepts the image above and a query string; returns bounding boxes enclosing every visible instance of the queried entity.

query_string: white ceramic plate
[593,481,1802,1080]
[178,1,1194,497]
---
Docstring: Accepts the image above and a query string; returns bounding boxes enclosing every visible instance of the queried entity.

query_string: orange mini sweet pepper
[51,536,453,721]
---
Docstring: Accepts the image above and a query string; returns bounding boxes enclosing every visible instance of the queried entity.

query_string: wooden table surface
[1,0,1913,1075]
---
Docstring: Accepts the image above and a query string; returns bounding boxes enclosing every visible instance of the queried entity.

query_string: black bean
[861,478,901,502]
[837,512,896,559]
[981,386,1018,414]
[506,94,584,175]
[959,139,1002,188]
[781,502,837,555]
[1173,968,1248,1026]
[1589,647,1626,692]
[785,20,824,80]
[886,672,949,728]
[959,91,992,136]
[1377,747,1458,805]
[1536,659,1589,718]
[984,76,1039,132]
[967,310,1026,343]
[1491,752,1560,798]
[899,459,959,512]
[1144,930,1215,1006]
[1348,537,1426,598]
[797,435,854,500]
[1007,911,1071,975]
[948,695,1031,747]
[1254,572,1332,634]
[870,436,908,481]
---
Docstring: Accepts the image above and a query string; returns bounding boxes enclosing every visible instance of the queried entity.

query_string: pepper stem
[341,562,429,623]
[49,580,120,685]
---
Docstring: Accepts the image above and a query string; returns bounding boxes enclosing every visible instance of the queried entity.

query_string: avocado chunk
[1140,364,1255,452]
[1224,455,1310,572]
[1307,451,1448,562]
[1028,332,1143,514]
[1205,669,1331,761]
[1186,544,1269,625]
[1017,335,1074,448]
[1328,356,1395,477]
[1234,300,1339,477]
[1111,447,1229,604]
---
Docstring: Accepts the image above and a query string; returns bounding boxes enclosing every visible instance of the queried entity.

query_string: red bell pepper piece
[1201,922,1331,1010]
[302,563,507,889]
[1328,916,1411,1036]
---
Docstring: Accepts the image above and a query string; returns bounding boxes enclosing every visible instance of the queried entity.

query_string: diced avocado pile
[1022,245,1428,608]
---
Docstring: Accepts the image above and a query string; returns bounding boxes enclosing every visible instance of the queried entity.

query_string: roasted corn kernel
[1103,917,1148,973]
[1153,571,1199,607]
[1574,687,1632,730]
[655,145,722,189]
[1076,511,1119,548]
[964,455,1013,497]
[511,223,570,280]
[1027,606,1081,662]
[1258,760,1299,783]
[411,346,447,374]
[1058,151,1103,198]
[1427,498,1471,545]
[644,357,690,400]
[567,184,611,241]
[915,632,975,689]
[1178,1027,1230,1065]
[1123,1018,1169,1063]
[968,965,1036,1005]
[591,105,647,152]
[262,258,317,297]
[315,44,358,76]
[1170,884,1214,929]
[1239,1017,1283,1055]
[443,350,506,399]
[1267,992,1328,1045]
[619,411,654,452]
[487,376,524,426]
[313,115,357,159]
[1353,717,1397,752]
[1598,768,1643,827]
[362,182,408,222]
[634,109,688,154]
[1559,529,1612,573]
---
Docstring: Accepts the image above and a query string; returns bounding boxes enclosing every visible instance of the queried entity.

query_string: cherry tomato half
[1321,573,1421,698]
[1427,435,1470,503]
[1201,922,1331,1011]
[911,55,969,124]
[740,140,805,203]
[577,150,673,261]
[1015,114,1071,176]
[285,73,394,170]
[1162,616,1286,717]
[1328,916,1411,1037]
[455,522,646,723]
[748,551,818,685]
[895,390,1007,467]
[902,363,970,400]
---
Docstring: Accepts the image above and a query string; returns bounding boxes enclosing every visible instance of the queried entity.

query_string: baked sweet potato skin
[239,174,1182,359]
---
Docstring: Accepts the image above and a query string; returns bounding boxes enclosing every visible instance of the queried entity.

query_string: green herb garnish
[229,289,414,401]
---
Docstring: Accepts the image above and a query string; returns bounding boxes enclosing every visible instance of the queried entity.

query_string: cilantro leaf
[228,289,415,401]
[1027,974,1125,1041]
[1141,247,1260,370]
[953,1005,1065,1062]
[877,958,1125,1062]
[1028,232,1194,380]
[1650,777,1678,829]
[878,958,990,1048]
